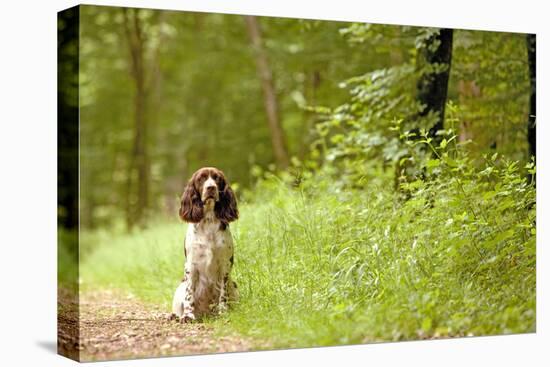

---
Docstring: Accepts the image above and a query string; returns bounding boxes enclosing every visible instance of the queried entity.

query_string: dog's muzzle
[202,177,219,202]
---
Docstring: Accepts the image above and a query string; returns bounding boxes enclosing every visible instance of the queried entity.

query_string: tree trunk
[457,80,481,143]
[244,15,290,169]
[123,9,150,229]
[416,28,454,145]
[526,34,536,160]
[396,29,453,191]
[298,70,321,159]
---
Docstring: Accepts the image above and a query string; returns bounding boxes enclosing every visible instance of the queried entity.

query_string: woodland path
[58,289,257,362]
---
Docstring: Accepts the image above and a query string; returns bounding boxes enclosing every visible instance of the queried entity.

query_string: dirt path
[59,289,257,362]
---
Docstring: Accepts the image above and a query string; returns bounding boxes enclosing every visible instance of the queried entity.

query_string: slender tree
[244,15,290,169]
[526,34,536,160]
[416,28,454,145]
[123,8,150,229]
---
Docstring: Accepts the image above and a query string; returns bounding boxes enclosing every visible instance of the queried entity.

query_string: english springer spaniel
[171,167,239,323]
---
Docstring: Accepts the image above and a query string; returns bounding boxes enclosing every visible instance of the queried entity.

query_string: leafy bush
[219,141,535,345]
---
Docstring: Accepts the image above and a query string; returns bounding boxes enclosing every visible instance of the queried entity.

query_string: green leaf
[426,159,441,169]
[494,229,515,243]
[422,317,433,332]
[330,134,345,144]
[483,191,496,201]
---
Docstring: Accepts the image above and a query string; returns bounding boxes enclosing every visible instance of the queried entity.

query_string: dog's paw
[167,313,178,322]
[180,313,196,324]
[216,304,228,315]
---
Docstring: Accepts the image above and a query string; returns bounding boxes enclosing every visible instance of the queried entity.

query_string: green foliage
[76,7,532,229]
[218,129,534,345]
[449,30,530,160]
[77,6,366,228]
[311,25,531,190]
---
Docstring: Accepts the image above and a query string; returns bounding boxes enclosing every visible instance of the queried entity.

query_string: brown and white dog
[171,167,239,323]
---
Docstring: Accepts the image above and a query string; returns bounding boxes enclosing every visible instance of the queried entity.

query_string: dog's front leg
[171,280,186,319]
[216,274,229,315]
[181,270,197,322]
[172,270,196,322]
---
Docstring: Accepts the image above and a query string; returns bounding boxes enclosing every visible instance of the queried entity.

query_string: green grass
[80,222,185,306]
[78,166,535,349]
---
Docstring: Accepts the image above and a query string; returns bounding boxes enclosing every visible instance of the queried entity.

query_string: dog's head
[179,167,238,227]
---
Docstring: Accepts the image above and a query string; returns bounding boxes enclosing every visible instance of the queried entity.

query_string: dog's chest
[194,222,226,250]
[185,219,232,276]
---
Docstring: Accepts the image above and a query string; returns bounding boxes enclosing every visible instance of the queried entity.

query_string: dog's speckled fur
[171,167,238,322]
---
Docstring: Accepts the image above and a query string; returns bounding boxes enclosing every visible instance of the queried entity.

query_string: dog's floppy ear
[215,183,238,229]
[179,178,204,223]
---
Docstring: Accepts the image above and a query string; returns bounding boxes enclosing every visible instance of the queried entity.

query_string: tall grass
[79,156,535,348]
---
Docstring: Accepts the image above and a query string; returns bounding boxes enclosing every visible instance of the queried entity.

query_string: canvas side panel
[57,5,81,362]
